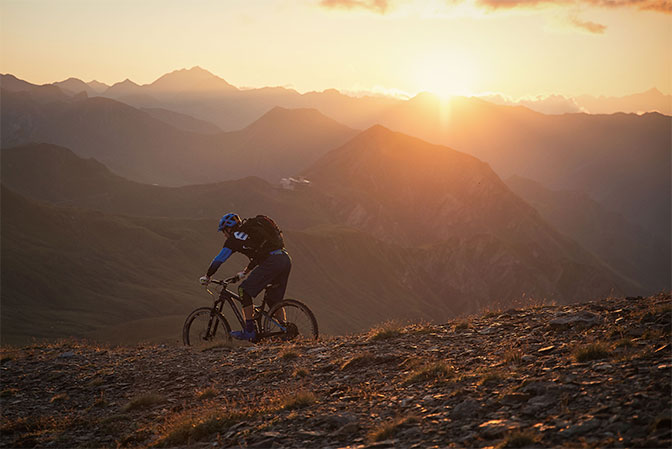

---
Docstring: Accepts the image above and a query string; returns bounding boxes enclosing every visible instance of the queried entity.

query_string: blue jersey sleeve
[206,247,233,277]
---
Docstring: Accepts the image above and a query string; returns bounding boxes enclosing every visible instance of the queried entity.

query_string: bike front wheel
[262,299,318,342]
[183,307,232,347]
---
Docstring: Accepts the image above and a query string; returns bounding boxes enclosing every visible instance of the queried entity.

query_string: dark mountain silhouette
[1,73,39,91]
[506,175,670,291]
[140,107,222,134]
[1,89,358,185]
[0,79,71,103]
[87,79,110,93]
[103,78,146,98]
[82,68,396,131]
[53,77,99,96]
[146,66,238,94]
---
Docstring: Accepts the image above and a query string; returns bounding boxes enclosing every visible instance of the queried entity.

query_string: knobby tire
[183,307,232,347]
[262,299,318,342]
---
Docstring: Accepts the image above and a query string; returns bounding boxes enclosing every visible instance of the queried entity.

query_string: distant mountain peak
[112,78,141,87]
[644,87,663,95]
[148,67,236,92]
[87,80,109,93]
[246,106,348,132]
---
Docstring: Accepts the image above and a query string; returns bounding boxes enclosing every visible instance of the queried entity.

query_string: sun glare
[414,56,476,99]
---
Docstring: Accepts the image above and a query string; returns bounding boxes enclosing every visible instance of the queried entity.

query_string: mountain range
[0,86,358,185]
[1,136,639,344]
[3,70,668,241]
[1,69,668,345]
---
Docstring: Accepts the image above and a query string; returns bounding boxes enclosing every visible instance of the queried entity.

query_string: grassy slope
[2,187,440,345]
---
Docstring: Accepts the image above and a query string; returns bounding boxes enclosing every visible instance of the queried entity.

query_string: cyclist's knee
[238,286,253,307]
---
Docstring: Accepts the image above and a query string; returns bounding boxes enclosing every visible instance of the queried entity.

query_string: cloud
[319,0,390,14]
[585,0,671,13]
[474,0,671,13]
[569,16,607,32]
[475,0,569,10]
[478,93,587,114]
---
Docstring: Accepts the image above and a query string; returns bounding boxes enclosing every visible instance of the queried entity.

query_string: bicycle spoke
[184,308,232,347]
[263,300,318,342]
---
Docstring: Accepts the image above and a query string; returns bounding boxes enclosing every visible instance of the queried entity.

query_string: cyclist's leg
[263,252,292,321]
[263,252,291,309]
[240,254,288,313]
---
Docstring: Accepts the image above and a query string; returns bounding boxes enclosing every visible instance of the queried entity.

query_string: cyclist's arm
[206,247,233,277]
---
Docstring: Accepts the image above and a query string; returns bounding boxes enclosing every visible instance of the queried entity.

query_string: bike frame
[206,279,288,337]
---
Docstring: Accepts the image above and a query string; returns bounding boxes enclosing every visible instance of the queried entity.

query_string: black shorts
[240,249,291,307]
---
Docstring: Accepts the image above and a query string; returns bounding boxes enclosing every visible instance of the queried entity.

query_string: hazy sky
[1,0,670,98]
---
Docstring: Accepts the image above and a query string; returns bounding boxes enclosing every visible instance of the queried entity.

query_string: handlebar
[208,276,239,286]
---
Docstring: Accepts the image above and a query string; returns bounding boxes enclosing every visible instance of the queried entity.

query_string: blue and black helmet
[218,213,241,232]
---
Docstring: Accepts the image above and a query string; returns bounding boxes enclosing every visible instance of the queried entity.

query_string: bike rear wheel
[262,299,318,342]
[183,307,232,347]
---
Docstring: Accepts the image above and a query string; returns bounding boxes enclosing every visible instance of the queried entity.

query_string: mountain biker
[199,213,291,341]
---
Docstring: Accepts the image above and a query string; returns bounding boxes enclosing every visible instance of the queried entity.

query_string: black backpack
[239,215,284,251]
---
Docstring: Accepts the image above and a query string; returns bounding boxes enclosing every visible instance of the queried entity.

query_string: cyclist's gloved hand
[199,275,210,285]
[235,270,248,282]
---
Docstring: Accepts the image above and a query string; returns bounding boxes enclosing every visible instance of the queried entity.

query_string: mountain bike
[182,276,318,347]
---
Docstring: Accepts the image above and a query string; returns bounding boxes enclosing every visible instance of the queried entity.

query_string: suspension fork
[206,299,226,338]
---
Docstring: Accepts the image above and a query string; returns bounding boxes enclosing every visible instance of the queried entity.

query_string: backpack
[239,215,284,251]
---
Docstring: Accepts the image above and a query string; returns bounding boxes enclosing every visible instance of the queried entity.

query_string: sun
[413,55,476,99]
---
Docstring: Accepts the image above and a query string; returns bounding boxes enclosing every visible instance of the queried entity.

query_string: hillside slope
[2,141,643,339]
[305,125,638,301]
[1,294,669,448]
[1,186,447,344]
[506,175,670,291]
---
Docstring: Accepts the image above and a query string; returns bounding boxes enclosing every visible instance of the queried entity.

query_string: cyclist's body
[200,213,291,341]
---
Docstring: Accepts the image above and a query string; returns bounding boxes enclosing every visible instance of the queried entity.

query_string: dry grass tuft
[367,321,404,341]
[292,367,309,378]
[155,410,252,447]
[196,388,218,401]
[404,361,454,385]
[406,321,435,335]
[368,416,419,442]
[478,369,504,386]
[121,393,165,412]
[278,347,300,361]
[573,343,612,363]
[281,391,316,410]
[454,320,471,331]
[341,352,376,371]
[503,348,523,364]
[615,338,634,348]
[497,429,540,448]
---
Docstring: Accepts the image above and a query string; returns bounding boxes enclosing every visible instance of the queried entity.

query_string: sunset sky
[1,0,670,99]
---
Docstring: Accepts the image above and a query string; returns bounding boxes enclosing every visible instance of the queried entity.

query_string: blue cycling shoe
[230,329,256,341]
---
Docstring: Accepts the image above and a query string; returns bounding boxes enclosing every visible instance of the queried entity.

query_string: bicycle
[182,276,318,347]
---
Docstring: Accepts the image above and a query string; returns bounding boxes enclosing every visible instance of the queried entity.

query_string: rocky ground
[1,293,670,448]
